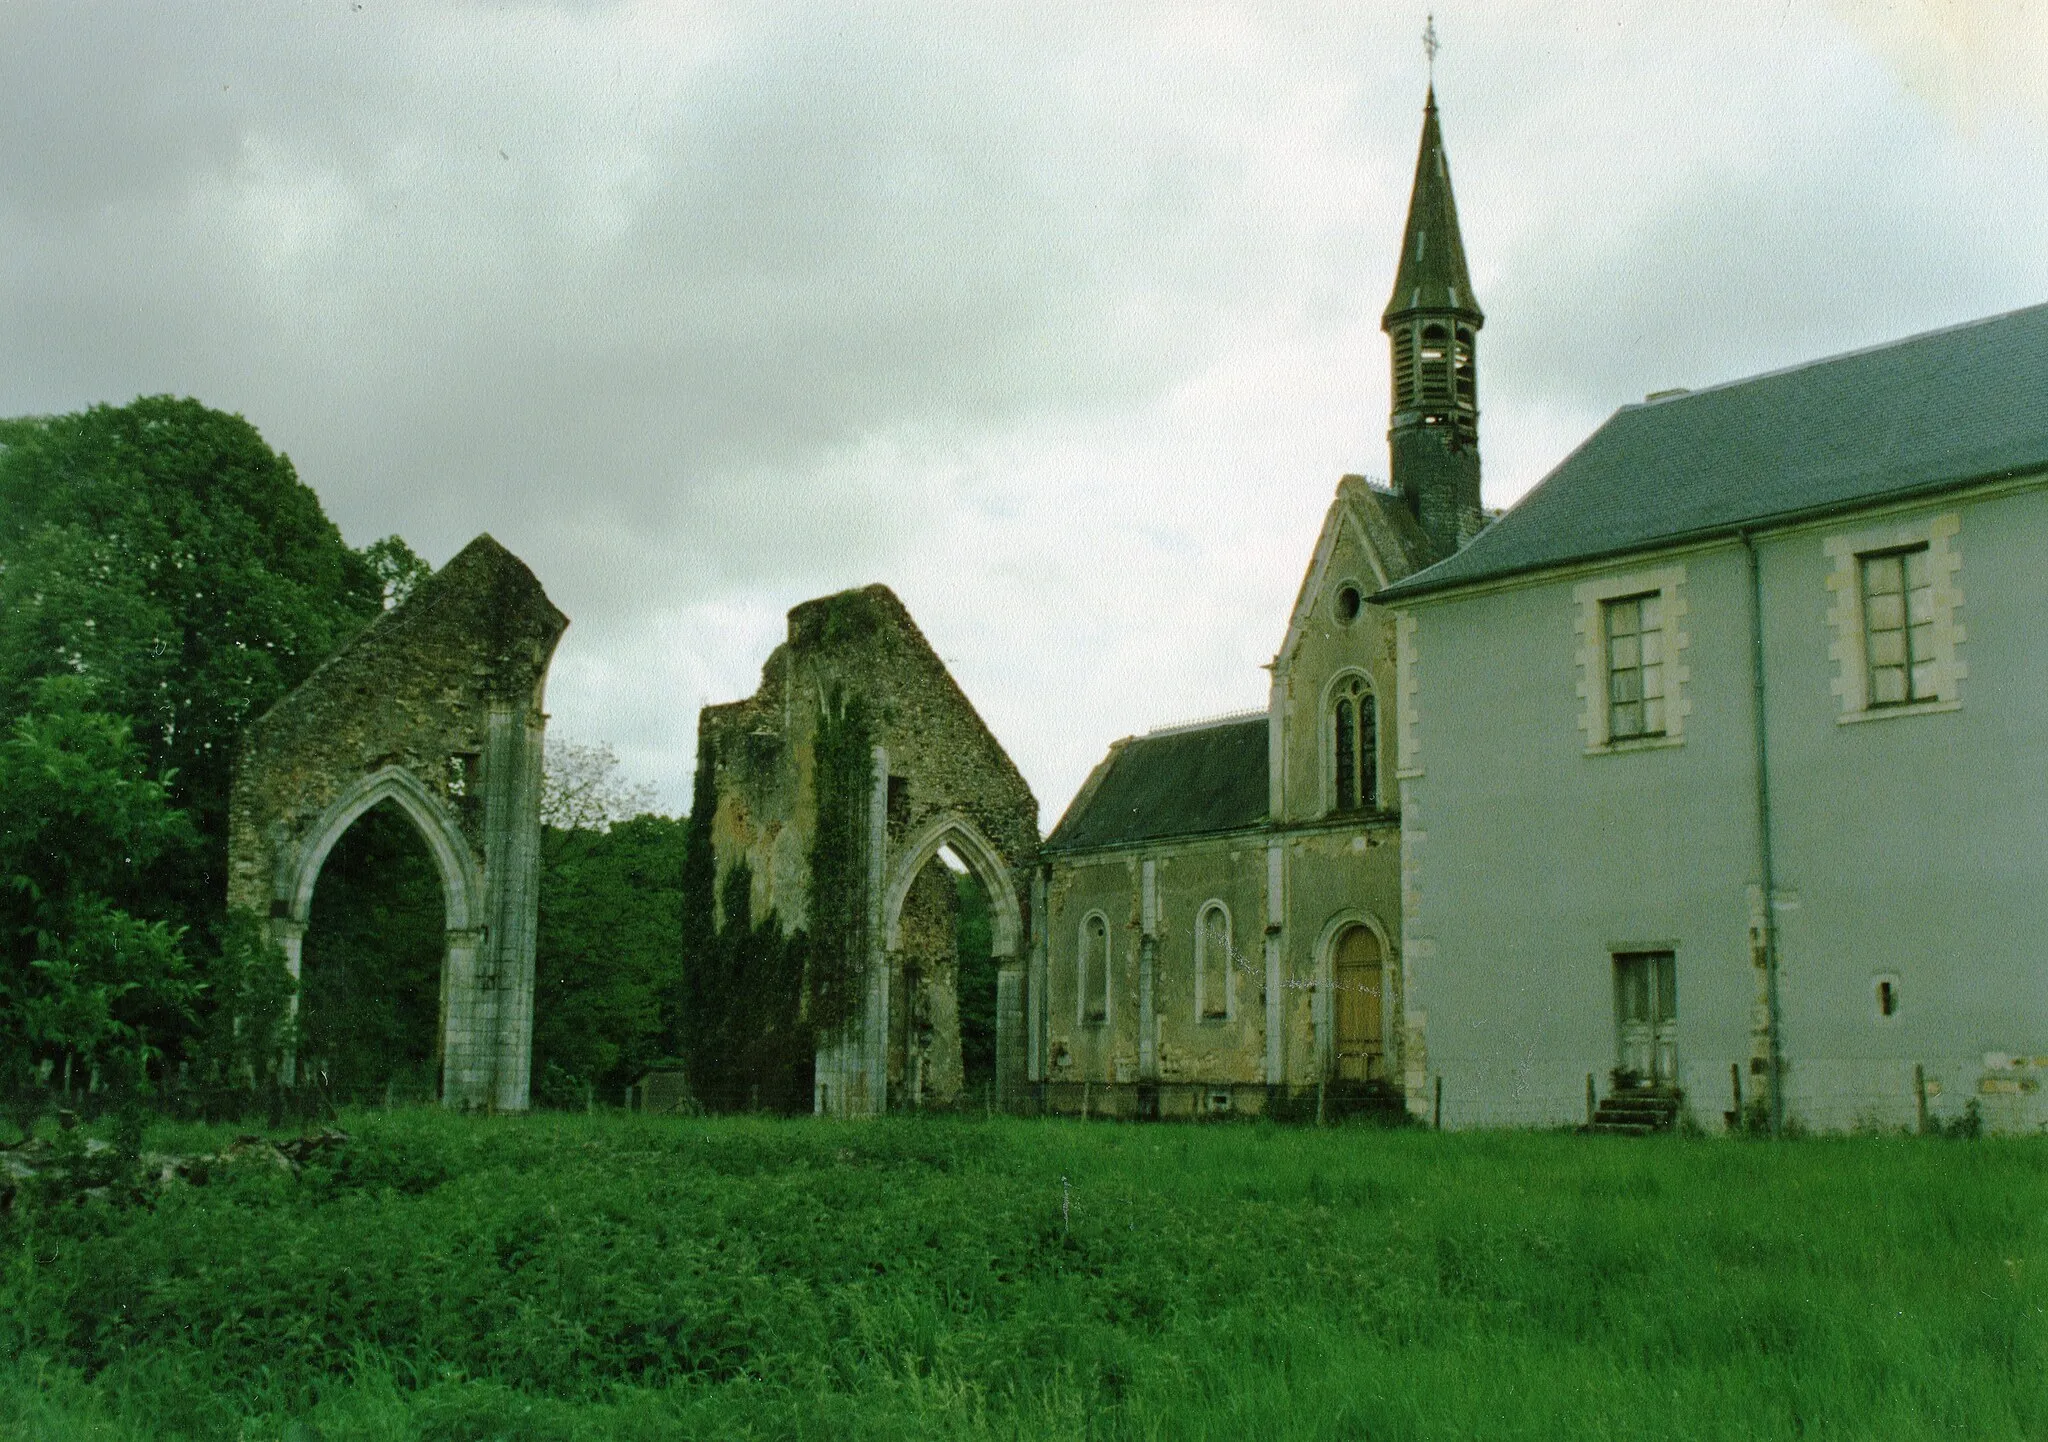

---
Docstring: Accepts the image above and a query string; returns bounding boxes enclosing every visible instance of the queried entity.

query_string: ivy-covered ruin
[685,586,1037,1115]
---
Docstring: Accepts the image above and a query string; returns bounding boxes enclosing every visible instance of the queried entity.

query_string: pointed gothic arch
[285,767,482,930]
[227,534,566,1111]
[881,812,1023,958]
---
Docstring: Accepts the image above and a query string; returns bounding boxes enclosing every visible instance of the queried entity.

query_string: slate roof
[1383,89,1482,325]
[1378,302,2048,602]
[1043,716,1268,852]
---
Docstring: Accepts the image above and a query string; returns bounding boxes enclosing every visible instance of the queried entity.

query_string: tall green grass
[3,1111,2043,1439]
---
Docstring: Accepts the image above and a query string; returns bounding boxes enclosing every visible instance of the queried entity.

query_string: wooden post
[1433,1075,1443,1131]
[1730,1062,1743,1130]
[1081,1080,1090,1121]
[1914,1063,1928,1135]
[1586,1072,1596,1127]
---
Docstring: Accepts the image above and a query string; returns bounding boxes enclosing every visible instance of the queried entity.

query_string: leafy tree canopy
[0,677,198,1092]
[534,813,690,1105]
[0,396,424,938]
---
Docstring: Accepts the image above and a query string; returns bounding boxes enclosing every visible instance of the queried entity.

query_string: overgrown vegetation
[805,682,873,1037]
[677,681,881,1113]
[2,1111,2042,1440]
[0,677,198,1099]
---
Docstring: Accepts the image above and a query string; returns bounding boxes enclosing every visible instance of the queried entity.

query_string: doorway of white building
[1613,950,1677,1087]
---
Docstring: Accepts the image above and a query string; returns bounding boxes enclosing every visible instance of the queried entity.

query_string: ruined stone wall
[697,585,1038,1116]
[227,535,567,1112]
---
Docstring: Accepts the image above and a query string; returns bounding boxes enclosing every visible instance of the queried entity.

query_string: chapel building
[1027,87,1483,1119]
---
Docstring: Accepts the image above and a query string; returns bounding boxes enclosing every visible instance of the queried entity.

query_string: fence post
[1433,1075,1443,1131]
[1914,1063,1928,1135]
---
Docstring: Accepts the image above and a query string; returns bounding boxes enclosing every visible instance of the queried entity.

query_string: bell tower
[1383,78,1484,558]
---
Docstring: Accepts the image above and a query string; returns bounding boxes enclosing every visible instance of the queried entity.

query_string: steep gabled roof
[1273,475,1435,674]
[1043,716,1268,853]
[1378,302,2048,603]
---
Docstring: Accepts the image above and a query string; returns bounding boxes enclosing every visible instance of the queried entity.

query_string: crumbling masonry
[227,535,567,1111]
[698,585,1038,1116]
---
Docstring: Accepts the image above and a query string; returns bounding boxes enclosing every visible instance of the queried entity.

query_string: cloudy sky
[6,1,2046,820]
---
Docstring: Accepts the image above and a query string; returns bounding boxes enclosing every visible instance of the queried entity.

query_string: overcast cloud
[6,0,2046,819]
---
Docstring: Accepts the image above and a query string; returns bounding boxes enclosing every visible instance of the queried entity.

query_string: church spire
[1382,87,1481,328]
[1383,72,1484,559]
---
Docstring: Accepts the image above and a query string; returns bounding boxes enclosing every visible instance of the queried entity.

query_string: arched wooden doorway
[1331,924,1385,1082]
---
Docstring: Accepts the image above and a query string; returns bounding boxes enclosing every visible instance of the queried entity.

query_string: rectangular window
[1860,546,1935,707]
[1603,593,1665,740]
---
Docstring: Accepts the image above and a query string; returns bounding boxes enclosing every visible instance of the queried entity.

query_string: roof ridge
[1144,708,1267,738]
[1628,300,2048,411]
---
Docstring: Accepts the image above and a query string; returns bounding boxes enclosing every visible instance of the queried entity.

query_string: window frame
[1574,566,1690,753]
[1601,590,1667,741]
[1323,669,1379,814]
[1826,513,1965,723]
[1859,545,1936,707]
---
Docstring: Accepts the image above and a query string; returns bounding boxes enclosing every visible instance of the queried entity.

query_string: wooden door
[1614,951,1676,1086]
[1333,926,1384,1082]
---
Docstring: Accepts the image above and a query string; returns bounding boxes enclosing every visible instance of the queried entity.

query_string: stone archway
[227,536,566,1111]
[274,767,486,1095]
[879,814,1028,1111]
[882,813,1023,959]
[695,584,1039,1119]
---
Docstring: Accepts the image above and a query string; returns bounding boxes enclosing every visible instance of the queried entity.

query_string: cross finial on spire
[1423,14,1438,87]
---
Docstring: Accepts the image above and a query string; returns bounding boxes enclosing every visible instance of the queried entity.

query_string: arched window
[1079,913,1110,1023]
[1195,902,1231,1020]
[1330,675,1377,813]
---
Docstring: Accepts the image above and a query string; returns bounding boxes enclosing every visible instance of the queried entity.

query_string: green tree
[0,678,199,1095]
[533,814,690,1105]
[955,871,997,1091]
[0,397,406,941]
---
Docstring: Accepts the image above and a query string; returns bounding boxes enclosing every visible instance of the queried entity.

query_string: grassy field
[2,1109,2044,1440]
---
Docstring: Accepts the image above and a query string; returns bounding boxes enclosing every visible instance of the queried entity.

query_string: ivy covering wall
[676,683,874,1113]
[805,684,872,1037]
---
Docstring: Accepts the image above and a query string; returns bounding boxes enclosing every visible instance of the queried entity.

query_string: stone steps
[1585,1088,1682,1136]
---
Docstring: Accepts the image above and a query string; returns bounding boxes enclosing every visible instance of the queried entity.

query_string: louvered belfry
[1383,87,1485,559]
